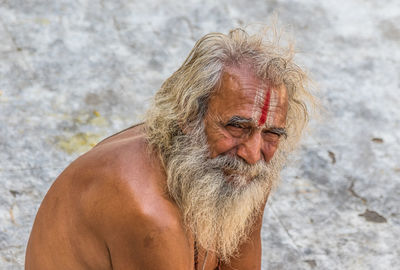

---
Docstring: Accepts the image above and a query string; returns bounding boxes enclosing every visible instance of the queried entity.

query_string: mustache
[206,154,269,178]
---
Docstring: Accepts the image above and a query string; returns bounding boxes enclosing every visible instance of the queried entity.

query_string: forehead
[208,66,288,127]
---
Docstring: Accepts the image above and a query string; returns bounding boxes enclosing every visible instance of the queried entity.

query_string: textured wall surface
[1,0,399,269]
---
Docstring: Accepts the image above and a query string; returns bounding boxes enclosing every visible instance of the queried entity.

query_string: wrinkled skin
[25,65,288,270]
[205,65,288,165]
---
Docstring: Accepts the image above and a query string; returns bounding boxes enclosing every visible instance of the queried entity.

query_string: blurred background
[0,0,399,269]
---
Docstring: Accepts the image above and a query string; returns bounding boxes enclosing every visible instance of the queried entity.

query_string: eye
[262,130,281,144]
[226,124,249,138]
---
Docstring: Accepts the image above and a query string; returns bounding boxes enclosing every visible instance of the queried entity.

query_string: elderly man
[26,28,314,269]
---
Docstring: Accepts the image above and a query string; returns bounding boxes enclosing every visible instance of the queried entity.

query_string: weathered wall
[0,0,399,269]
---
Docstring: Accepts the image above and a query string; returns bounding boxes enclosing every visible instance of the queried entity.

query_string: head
[145,27,315,261]
[204,63,289,167]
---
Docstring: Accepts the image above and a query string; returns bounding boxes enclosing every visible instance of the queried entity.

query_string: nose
[236,131,263,165]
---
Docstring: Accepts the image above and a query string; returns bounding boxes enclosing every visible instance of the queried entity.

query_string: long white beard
[165,121,285,262]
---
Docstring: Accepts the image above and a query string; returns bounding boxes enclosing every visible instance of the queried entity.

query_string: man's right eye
[226,124,245,137]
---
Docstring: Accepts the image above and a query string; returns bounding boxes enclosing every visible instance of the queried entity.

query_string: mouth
[222,169,252,184]
[223,168,238,176]
[223,167,259,177]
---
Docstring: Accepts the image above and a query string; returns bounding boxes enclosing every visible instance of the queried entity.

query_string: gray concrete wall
[1,0,399,269]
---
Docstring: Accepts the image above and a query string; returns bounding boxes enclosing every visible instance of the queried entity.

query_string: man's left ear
[180,116,207,135]
[179,119,198,135]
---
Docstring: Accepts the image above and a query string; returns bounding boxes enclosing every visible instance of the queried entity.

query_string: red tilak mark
[258,89,271,126]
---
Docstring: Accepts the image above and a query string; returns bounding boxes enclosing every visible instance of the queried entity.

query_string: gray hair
[145,27,316,165]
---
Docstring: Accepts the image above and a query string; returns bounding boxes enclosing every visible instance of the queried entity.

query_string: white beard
[165,121,286,262]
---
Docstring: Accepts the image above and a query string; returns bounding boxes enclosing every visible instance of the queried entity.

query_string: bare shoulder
[27,126,192,269]
[74,127,192,269]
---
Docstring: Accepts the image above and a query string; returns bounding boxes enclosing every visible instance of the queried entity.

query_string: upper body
[25,125,265,270]
[26,27,314,270]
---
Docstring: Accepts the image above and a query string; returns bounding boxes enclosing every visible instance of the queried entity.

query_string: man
[26,28,315,269]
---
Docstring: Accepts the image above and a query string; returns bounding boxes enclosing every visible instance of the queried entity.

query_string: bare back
[25,125,194,269]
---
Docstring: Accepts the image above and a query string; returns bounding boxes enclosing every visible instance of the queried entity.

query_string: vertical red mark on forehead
[258,88,271,126]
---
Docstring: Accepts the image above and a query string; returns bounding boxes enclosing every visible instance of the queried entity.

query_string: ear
[180,119,201,135]
[180,114,210,135]
[180,98,212,135]
[180,122,191,134]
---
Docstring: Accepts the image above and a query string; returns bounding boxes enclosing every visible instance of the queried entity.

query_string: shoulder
[68,130,192,269]
[71,128,176,228]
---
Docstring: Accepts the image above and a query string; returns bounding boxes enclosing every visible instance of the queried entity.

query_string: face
[166,116,284,261]
[204,65,289,165]
[164,65,289,259]
[166,66,289,258]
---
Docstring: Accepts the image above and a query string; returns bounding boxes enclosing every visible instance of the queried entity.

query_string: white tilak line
[265,90,278,127]
[252,88,266,123]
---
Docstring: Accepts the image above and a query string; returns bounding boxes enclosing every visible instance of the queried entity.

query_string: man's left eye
[262,131,280,142]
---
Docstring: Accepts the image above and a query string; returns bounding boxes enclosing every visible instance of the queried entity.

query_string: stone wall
[0,0,399,269]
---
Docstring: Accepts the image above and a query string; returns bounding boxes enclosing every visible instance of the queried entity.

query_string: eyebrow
[225,116,254,126]
[267,127,288,138]
[225,115,288,138]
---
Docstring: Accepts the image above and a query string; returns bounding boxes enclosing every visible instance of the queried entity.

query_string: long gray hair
[145,27,316,165]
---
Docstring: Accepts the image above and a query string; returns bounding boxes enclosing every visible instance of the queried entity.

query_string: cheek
[207,130,238,158]
[262,143,279,162]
